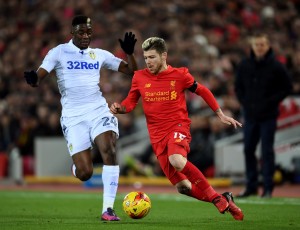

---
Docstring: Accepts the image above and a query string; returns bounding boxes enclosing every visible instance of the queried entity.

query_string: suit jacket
[234,49,293,121]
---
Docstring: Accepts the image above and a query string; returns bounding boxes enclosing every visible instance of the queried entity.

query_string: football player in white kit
[24,15,137,221]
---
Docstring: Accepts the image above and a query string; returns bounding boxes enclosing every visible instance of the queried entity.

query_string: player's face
[251,37,270,59]
[144,49,167,75]
[72,24,93,50]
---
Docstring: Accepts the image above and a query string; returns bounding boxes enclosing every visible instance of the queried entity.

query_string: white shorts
[60,106,119,156]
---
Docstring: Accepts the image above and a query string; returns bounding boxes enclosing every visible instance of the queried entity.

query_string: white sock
[102,165,120,214]
[72,164,77,177]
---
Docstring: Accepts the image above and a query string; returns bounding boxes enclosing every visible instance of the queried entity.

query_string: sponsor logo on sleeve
[69,143,73,152]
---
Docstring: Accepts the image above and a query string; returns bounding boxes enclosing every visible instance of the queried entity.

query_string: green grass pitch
[0,190,299,230]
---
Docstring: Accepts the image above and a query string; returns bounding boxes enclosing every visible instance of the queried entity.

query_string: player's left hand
[215,108,242,129]
[219,115,242,129]
[119,32,137,55]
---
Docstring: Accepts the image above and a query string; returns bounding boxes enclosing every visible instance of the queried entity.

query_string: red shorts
[152,130,191,185]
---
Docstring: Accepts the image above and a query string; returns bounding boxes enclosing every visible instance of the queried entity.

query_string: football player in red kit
[110,37,244,221]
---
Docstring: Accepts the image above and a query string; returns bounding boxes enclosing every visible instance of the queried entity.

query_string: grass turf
[0,190,299,230]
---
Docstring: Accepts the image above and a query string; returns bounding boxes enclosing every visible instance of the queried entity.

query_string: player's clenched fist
[110,102,126,114]
[24,70,38,87]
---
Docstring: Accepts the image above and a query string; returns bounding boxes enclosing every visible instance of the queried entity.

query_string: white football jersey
[39,39,122,117]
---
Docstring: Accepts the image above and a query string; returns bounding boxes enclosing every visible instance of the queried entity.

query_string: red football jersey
[121,65,195,143]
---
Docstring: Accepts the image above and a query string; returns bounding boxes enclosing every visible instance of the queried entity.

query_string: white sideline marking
[235,198,300,206]
[1,192,300,206]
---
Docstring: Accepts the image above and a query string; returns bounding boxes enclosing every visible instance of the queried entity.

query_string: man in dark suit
[234,33,293,198]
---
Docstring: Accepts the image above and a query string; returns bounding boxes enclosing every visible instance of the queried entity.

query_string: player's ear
[162,52,167,61]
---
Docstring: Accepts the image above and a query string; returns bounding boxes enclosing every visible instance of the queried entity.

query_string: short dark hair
[72,15,92,26]
[250,33,270,45]
[142,37,167,54]
[252,32,269,40]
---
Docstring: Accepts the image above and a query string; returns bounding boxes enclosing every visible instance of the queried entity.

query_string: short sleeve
[39,47,60,73]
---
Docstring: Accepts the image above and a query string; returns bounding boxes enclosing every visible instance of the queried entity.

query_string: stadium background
[0,0,300,187]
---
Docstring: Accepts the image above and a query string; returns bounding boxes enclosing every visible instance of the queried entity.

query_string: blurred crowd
[1,0,300,176]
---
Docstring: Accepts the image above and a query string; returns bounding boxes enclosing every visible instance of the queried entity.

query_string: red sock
[181,161,219,202]
[190,184,220,202]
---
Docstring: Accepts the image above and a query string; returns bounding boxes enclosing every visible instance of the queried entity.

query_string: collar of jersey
[68,39,90,53]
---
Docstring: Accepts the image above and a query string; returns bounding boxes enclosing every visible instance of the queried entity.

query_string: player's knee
[76,167,93,181]
[100,144,117,165]
[176,185,191,195]
[101,147,118,165]
[102,152,117,165]
[169,154,186,171]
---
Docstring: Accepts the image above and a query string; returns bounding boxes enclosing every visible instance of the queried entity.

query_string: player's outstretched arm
[189,81,242,129]
[215,108,242,129]
[110,102,127,114]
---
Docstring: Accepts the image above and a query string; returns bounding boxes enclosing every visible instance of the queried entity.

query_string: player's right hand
[110,102,126,114]
[24,70,38,87]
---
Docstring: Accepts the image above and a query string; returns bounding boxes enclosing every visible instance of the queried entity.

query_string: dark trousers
[243,118,277,192]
